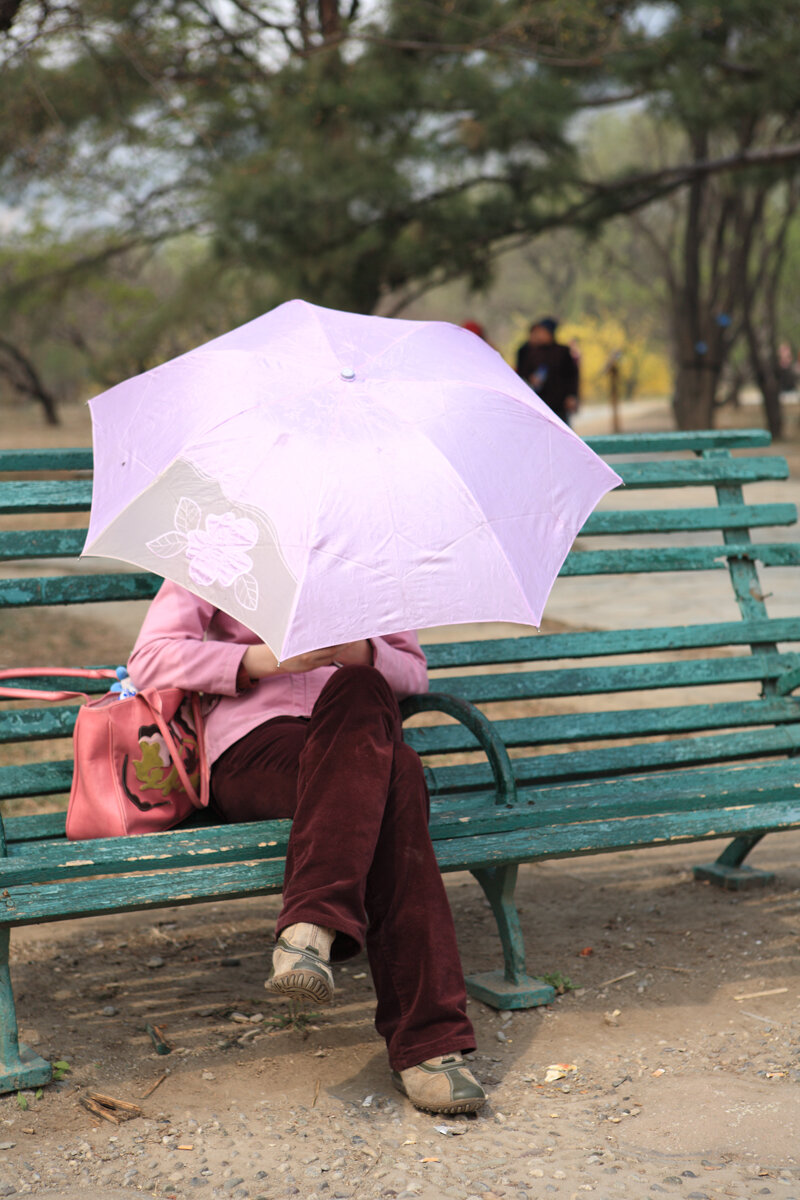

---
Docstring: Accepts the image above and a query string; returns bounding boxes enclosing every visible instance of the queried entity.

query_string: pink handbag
[0,668,209,840]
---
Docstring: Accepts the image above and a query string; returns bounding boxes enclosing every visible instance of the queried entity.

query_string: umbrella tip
[340,367,356,381]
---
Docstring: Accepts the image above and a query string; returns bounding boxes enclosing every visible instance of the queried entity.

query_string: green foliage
[541,971,577,995]
[202,1,592,311]
[3,0,800,426]
[264,1006,322,1034]
[51,1060,70,1082]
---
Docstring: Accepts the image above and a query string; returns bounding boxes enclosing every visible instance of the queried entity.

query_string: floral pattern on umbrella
[146,498,260,611]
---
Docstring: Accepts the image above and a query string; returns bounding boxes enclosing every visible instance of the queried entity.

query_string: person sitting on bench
[128,580,487,1115]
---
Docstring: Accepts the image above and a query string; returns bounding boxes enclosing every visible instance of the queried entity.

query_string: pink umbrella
[83,300,621,660]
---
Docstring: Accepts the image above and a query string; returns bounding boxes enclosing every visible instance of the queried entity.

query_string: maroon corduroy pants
[210,665,476,1071]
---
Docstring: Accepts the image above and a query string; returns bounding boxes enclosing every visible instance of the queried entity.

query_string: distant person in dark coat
[516,317,579,425]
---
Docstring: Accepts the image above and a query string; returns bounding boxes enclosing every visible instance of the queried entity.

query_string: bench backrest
[2,428,800,837]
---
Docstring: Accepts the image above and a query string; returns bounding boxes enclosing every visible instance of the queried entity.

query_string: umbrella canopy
[84,300,621,660]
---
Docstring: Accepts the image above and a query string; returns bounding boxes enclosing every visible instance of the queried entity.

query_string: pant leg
[276,665,405,955]
[364,739,475,1071]
[211,665,475,1068]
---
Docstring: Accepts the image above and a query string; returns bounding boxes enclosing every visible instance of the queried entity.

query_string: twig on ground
[140,1072,169,1099]
[80,1096,121,1125]
[733,987,788,1001]
[596,970,637,989]
[88,1091,143,1115]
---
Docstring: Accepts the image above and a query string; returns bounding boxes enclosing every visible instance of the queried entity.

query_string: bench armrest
[400,692,517,806]
[776,667,800,696]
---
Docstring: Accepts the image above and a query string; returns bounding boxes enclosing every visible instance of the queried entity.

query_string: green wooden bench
[1,428,800,1094]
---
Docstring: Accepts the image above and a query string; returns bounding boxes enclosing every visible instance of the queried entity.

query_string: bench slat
[0,573,160,607]
[616,457,788,488]
[435,651,800,703]
[0,860,287,923]
[582,503,797,535]
[584,431,773,454]
[0,530,88,560]
[0,480,93,514]
[0,709,80,745]
[1,819,292,884]
[0,449,93,472]
[512,756,800,813]
[0,761,73,799]
[434,797,800,873]
[561,543,800,575]
[407,697,800,755]
[4,811,67,841]
[427,725,800,793]
[424,618,800,669]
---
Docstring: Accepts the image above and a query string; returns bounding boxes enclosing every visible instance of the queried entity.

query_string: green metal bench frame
[1,427,800,1093]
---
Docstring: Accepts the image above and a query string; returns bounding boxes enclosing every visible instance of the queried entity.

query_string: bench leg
[0,928,52,1094]
[465,865,555,1010]
[693,834,775,890]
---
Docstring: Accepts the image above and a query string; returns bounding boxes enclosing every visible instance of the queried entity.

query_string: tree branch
[0,336,60,424]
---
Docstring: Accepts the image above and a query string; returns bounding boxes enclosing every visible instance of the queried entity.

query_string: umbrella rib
[403,428,544,623]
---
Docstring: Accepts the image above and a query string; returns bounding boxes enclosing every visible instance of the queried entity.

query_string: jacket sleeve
[371,631,429,699]
[128,581,248,697]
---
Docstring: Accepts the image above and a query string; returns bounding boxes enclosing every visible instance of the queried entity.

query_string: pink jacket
[127,581,429,765]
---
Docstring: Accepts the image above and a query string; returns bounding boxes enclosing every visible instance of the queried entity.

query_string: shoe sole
[264,969,333,1005]
[391,1075,486,1115]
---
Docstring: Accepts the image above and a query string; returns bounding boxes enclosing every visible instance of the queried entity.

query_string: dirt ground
[0,396,799,1200]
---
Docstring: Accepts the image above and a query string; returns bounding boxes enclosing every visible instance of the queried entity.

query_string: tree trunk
[751,344,785,441]
[743,304,786,441]
[672,362,718,429]
[670,295,721,429]
[670,133,723,430]
[761,382,784,440]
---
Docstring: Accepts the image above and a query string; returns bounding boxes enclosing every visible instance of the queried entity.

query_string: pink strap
[142,690,209,809]
[0,667,117,702]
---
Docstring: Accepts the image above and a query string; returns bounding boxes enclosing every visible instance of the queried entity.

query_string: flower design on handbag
[129,714,200,802]
[146,498,260,611]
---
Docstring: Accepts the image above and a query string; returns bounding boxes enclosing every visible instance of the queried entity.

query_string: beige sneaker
[392,1053,486,1114]
[264,923,335,1005]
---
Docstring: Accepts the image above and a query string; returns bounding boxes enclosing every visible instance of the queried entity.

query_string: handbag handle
[0,666,118,702]
[143,689,209,809]
[0,668,209,810]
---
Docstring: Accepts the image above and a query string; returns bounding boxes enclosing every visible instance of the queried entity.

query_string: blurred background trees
[3,0,800,433]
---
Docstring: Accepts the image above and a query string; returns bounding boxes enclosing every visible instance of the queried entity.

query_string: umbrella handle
[400,692,517,806]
